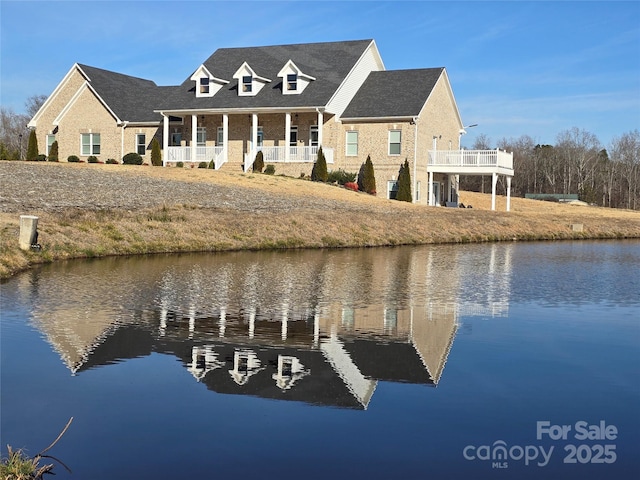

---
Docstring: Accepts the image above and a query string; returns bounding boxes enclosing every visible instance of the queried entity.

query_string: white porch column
[317,110,324,146]
[248,307,255,339]
[428,171,434,206]
[191,114,197,162]
[251,113,258,156]
[285,112,291,162]
[223,113,229,162]
[506,176,512,212]
[491,172,498,211]
[162,114,169,167]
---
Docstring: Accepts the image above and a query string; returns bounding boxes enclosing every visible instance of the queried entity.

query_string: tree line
[2,96,638,210]
[461,127,640,210]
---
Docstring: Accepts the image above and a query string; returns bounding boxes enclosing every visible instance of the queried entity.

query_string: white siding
[326,41,385,118]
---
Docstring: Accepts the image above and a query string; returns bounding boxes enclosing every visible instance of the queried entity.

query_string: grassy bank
[1,162,639,279]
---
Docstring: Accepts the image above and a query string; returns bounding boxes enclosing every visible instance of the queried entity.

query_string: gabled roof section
[341,68,445,120]
[158,39,374,111]
[76,64,164,123]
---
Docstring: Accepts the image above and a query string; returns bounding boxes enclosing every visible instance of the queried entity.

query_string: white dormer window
[190,65,228,98]
[277,60,315,95]
[242,75,252,93]
[287,74,297,91]
[233,62,270,97]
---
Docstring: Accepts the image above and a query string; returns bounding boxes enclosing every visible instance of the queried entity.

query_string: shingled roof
[78,64,165,123]
[341,68,444,119]
[157,39,375,111]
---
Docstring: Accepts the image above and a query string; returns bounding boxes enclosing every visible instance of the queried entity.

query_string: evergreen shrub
[122,152,143,165]
[87,155,99,164]
[311,146,328,182]
[264,164,275,175]
[26,130,38,161]
[151,138,162,166]
[253,151,264,173]
[67,155,80,163]
[48,141,59,162]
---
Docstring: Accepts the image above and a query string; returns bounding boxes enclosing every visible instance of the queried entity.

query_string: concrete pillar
[317,110,324,146]
[428,171,434,206]
[222,113,229,162]
[506,176,512,212]
[19,215,38,250]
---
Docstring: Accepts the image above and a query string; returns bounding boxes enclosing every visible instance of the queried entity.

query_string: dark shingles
[78,64,165,123]
[158,39,374,111]
[341,68,444,119]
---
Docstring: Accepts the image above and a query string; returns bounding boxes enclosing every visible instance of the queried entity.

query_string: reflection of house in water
[24,244,512,409]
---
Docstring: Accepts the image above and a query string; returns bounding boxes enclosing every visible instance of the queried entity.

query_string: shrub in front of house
[37,154,47,162]
[198,162,208,168]
[26,130,39,161]
[48,141,59,162]
[122,152,143,165]
[67,155,80,163]
[311,146,328,182]
[106,158,118,164]
[328,169,356,185]
[176,161,184,168]
[344,182,359,192]
[358,155,377,195]
[396,159,412,202]
[150,138,162,166]
[87,156,99,164]
[264,164,275,175]
[253,151,264,173]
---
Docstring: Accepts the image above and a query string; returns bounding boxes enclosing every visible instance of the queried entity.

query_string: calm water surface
[1,241,639,479]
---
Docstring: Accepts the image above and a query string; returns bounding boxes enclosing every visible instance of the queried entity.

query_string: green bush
[151,137,162,166]
[198,161,208,168]
[264,164,276,175]
[328,169,356,185]
[176,161,184,168]
[48,141,59,162]
[87,155,99,164]
[37,154,47,162]
[67,155,80,163]
[26,130,38,161]
[253,150,264,173]
[122,152,143,165]
[106,158,118,164]
[311,146,328,182]
[358,155,376,195]
[208,159,215,169]
[396,159,412,202]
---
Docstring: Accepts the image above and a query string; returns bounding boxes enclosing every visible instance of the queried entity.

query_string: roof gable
[341,68,445,119]
[77,64,164,123]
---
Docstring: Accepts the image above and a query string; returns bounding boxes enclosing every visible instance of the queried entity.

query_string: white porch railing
[428,149,513,170]
[165,146,225,168]
[244,146,334,172]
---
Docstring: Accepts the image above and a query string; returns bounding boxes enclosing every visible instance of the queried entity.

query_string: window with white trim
[217,127,224,146]
[389,130,401,155]
[81,133,100,155]
[242,76,252,93]
[289,126,298,146]
[199,77,210,94]
[136,134,146,156]
[286,74,297,91]
[387,180,399,200]
[416,181,421,202]
[250,126,264,149]
[346,131,358,156]
[310,126,319,147]
[46,135,56,155]
[196,127,206,147]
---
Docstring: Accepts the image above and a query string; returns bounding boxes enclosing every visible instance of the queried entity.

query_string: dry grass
[1,162,639,279]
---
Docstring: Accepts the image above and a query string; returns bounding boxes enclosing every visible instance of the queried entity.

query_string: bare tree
[555,127,601,199]
[610,130,640,210]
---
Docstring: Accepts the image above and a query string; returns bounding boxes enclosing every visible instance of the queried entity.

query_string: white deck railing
[166,146,225,168]
[428,149,513,170]
[244,146,334,172]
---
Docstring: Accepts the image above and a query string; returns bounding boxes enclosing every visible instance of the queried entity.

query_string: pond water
[1,241,639,479]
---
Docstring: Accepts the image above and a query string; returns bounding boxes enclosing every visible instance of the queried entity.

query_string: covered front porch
[427,149,514,211]
[159,109,333,171]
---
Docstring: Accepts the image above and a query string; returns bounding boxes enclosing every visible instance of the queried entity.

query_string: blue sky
[1,0,638,148]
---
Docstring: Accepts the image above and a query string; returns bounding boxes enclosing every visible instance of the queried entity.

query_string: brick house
[29,39,513,209]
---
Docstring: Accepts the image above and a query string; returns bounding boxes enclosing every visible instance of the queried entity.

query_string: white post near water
[19,215,39,250]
